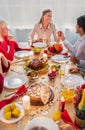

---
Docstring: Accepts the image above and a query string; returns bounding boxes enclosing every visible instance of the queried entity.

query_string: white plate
[33,42,47,48]
[51,55,69,63]
[0,103,24,124]
[4,75,27,89]
[15,50,30,58]
[61,74,85,88]
[24,116,59,130]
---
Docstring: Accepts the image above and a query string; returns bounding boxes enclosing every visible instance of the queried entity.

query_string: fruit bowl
[48,43,63,54]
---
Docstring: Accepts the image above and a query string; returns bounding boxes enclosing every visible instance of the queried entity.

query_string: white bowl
[24,116,59,130]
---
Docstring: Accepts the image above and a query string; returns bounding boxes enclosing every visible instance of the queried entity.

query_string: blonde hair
[0,20,8,30]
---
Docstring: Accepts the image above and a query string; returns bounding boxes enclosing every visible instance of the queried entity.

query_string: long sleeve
[13,41,29,51]
[1,41,15,61]
[63,39,76,53]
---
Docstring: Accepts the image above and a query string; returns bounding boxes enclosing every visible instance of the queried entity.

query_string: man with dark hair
[58,15,85,66]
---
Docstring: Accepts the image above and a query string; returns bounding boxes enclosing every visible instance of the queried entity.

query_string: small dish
[0,103,24,124]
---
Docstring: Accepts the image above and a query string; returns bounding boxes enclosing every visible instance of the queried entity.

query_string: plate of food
[15,50,30,58]
[4,75,27,89]
[24,58,49,75]
[51,55,69,63]
[0,103,24,124]
[61,74,85,88]
[24,116,59,130]
[33,42,47,48]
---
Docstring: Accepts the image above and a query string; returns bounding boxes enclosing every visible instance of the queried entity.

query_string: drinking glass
[28,34,32,46]
[42,33,47,43]
[59,65,65,78]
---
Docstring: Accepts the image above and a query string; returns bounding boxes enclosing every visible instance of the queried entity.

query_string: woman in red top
[0,20,29,61]
[0,20,29,93]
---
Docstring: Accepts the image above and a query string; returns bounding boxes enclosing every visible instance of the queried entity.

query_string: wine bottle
[74,89,85,128]
[78,89,85,111]
[75,108,85,129]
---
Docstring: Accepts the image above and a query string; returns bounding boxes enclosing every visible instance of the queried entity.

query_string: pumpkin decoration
[53,43,63,53]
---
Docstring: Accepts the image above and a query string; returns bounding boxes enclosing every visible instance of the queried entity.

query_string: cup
[59,65,65,78]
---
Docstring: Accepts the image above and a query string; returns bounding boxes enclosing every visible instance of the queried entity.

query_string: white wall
[0,0,85,30]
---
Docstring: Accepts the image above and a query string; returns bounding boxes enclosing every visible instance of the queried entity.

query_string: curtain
[0,0,85,30]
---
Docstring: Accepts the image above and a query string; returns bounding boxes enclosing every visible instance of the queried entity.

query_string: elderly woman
[0,20,29,61]
[31,9,57,44]
[0,20,29,93]
[0,53,10,93]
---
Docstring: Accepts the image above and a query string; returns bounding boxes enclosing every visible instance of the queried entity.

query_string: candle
[22,95,30,110]
[59,96,65,112]
[43,53,47,61]
[52,68,56,73]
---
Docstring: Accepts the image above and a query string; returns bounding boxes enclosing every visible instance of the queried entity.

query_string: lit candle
[22,95,30,110]
[59,96,65,112]
[52,68,56,73]
[43,53,47,61]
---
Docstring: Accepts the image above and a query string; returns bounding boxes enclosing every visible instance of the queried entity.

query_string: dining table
[0,42,85,130]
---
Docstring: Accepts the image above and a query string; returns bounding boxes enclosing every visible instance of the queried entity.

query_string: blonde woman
[0,20,30,61]
[31,9,57,44]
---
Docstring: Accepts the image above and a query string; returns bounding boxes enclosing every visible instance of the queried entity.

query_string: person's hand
[57,31,65,41]
[8,35,15,41]
[59,123,75,130]
[70,55,79,64]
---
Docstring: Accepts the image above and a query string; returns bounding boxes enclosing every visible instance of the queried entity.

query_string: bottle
[75,89,85,128]
[75,108,85,129]
[78,89,85,111]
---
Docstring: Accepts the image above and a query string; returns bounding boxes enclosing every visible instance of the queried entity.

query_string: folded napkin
[0,85,27,109]
[60,52,68,56]
[61,109,79,130]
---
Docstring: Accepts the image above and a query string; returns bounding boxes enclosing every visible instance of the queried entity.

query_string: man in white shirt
[58,15,85,66]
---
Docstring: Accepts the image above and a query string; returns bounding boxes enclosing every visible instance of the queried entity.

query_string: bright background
[0,0,85,43]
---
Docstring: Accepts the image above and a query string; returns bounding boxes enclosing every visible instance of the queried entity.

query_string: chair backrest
[15,29,32,42]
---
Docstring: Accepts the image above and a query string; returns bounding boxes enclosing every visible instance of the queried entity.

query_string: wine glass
[42,33,47,43]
